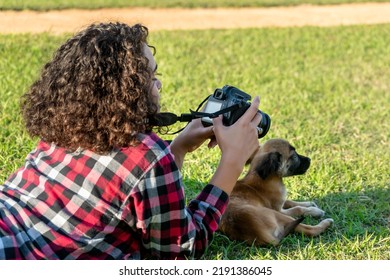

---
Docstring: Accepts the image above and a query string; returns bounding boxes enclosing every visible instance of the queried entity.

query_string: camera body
[201,85,271,138]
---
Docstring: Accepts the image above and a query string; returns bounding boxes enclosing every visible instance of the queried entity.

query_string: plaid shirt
[0,132,228,259]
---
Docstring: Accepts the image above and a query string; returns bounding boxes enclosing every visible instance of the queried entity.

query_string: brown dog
[219,138,333,246]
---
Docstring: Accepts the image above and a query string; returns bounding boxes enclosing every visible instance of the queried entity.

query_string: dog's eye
[291,154,298,161]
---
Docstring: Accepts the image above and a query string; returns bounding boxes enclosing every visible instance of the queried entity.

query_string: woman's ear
[254,152,282,180]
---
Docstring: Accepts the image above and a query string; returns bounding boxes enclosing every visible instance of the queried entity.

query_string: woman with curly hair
[0,22,261,259]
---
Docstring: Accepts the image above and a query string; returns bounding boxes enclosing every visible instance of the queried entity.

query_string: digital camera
[201,85,271,138]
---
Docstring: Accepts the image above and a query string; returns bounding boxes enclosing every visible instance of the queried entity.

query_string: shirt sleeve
[128,151,228,259]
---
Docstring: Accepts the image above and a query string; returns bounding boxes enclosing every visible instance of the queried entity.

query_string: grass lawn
[0,24,389,259]
[1,0,390,10]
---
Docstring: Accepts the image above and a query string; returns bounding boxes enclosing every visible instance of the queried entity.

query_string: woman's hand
[170,118,215,169]
[213,96,261,167]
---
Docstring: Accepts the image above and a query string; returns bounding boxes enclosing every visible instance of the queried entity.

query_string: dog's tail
[277,216,305,240]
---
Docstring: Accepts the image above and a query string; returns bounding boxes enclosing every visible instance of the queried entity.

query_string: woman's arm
[130,152,228,259]
[209,96,261,195]
[132,97,262,259]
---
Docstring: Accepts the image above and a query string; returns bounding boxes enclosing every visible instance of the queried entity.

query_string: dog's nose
[298,155,311,170]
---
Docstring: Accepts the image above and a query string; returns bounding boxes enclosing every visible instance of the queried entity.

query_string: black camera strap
[148,95,244,135]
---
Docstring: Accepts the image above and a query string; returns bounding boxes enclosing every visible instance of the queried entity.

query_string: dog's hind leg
[294,218,334,237]
[266,212,332,244]
[275,216,305,241]
[251,210,305,246]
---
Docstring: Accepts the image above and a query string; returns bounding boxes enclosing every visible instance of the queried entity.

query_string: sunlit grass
[1,24,389,259]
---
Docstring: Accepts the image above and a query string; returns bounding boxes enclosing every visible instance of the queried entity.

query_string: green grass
[1,24,389,259]
[1,0,390,10]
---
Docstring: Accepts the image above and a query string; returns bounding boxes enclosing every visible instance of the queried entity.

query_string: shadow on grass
[182,178,389,260]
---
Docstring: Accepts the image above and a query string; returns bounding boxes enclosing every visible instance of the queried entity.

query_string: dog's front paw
[298,201,318,208]
[308,201,319,208]
[305,207,325,218]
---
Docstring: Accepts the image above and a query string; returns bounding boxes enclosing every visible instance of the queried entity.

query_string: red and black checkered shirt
[0,132,228,259]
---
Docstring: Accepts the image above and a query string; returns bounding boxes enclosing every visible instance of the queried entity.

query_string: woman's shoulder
[118,132,172,163]
[109,133,175,182]
[138,132,170,150]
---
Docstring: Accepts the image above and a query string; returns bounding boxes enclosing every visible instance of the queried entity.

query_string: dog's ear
[255,152,282,180]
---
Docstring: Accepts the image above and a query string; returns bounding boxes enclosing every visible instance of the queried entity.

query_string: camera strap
[148,95,243,135]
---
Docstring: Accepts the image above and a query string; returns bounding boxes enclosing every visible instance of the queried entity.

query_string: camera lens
[257,111,271,138]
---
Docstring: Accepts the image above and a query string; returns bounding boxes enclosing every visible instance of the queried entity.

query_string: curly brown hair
[21,22,158,154]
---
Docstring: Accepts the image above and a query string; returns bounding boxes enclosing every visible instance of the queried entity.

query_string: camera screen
[203,100,222,113]
[201,99,222,125]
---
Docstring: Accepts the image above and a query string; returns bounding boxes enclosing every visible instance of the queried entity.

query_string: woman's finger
[237,96,260,124]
